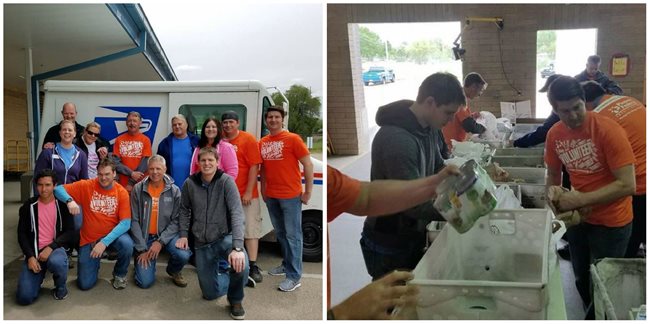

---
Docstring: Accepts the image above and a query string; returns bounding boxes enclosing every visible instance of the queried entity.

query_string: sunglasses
[86,130,100,137]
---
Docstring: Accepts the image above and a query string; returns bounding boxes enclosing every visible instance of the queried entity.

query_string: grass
[309,138,322,157]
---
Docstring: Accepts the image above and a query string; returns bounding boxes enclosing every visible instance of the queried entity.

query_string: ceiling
[4,4,173,92]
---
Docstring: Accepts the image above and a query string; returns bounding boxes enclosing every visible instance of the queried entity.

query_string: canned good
[433,159,498,233]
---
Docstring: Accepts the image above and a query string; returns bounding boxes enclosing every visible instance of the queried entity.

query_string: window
[179,104,247,136]
[261,96,273,137]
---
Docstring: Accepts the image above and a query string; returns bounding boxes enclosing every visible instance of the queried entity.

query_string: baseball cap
[539,74,562,93]
[221,111,239,122]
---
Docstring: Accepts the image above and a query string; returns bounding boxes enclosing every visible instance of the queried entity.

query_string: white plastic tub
[410,209,553,320]
[591,258,646,320]
[497,167,547,184]
[494,147,545,156]
[492,155,545,168]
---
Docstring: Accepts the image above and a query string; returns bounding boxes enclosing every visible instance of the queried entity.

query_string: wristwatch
[65,198,73,203]
[233,247,243,252]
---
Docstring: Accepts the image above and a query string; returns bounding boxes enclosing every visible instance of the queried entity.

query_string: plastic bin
[519,184,547,209]
[410,209,553,320]
[509,124,542,142]
[492,155,545,168]
[591,258,646,320]
[494,147,544,157]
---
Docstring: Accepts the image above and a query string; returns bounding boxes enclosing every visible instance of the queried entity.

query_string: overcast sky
[362,22,461,47]
[141,2,323,98]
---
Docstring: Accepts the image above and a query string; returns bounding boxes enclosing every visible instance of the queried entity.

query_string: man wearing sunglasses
[78,122,110,179]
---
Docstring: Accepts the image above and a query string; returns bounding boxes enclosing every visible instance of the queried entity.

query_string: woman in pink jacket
[190,116,238,179]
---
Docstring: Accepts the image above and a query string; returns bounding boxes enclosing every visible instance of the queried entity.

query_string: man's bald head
[61,102,77,121]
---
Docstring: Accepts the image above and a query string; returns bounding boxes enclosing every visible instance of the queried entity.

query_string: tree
[408,40,436,64]
[537,31,557,68]
[359,26,385,61]
[271,84,322,139]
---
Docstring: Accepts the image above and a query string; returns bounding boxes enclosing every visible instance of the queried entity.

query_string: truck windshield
[179,104,247,136]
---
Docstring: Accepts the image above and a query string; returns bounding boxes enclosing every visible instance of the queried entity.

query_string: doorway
[536,29,597,118]
[355,22,463,129]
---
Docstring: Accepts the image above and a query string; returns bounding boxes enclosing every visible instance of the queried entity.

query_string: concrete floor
[4,180,323,320]
[328,150,586,320]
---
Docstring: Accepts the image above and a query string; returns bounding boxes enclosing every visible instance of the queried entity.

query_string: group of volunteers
[18,103,314,320]
[327,55,645,320]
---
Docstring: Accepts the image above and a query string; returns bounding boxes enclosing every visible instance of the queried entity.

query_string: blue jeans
[266,196,303,281]
[77,233,134,290]
[134,234,192,289]
[16,247,68,305]
[567,221,632,307]
[195,234,249,304]
[625,194,646,258]
[360,232,425,281]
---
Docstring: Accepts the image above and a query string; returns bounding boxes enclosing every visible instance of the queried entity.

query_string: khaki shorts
[244,198,263,239]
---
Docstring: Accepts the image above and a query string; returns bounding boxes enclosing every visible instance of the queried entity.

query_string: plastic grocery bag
[495,185,522,209]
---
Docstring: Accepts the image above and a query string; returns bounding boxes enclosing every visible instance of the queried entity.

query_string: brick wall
[327,3,646,155]
[4,87,29,143]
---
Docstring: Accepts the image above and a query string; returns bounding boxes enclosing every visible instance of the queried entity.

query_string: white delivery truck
[38,80,323,261]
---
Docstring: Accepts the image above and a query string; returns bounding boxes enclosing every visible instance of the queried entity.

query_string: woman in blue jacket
[35,120,89,188]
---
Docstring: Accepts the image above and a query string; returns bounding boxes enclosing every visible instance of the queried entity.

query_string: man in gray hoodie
[361,72,466,280]
[176,146,249,320]
[130,155,191,289]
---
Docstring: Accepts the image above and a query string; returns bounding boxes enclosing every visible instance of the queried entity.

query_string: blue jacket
[574,70,623,95]
[157,133,199,178]
[34,145,88,194]
[513,112,560,148]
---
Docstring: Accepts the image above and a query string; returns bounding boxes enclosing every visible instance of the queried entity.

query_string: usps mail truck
[39,80,323,261]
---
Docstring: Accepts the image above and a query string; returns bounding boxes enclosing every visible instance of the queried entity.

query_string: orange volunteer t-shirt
[594,95,646,194]
[442,104,472,148]
[147,182,164,235]
[259,130,310,199]
[327,166,362,222]
[545,112,635,227]
[63,179,131,246]
[227,130,262,198]
[113,132,152,187]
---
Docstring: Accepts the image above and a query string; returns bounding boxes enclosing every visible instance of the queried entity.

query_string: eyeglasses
[86,130,99,137]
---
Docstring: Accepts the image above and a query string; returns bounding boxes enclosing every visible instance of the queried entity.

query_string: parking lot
[3,180,323,320]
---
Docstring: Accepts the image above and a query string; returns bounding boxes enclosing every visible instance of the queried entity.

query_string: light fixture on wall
[452,17,504,61]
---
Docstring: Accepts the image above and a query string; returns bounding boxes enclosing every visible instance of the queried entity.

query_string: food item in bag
[433,160,498,233]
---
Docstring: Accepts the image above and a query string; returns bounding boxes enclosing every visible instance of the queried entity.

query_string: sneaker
[230,303,245,320]
[267,264,285,276]
[52,288,68,300]
[278,279,301,292]
[246,276,256,288]
[250,264,263,283]
[71,249,78,257]
[557,245,570,260]
[112,275,127,290]
[167,271,188,288]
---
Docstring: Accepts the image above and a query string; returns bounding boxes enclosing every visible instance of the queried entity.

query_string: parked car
[540,63,555,78]
[363,66,395,85]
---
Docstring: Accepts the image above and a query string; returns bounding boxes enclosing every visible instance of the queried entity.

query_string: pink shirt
[190,140,239,180]
[37,200,57,250]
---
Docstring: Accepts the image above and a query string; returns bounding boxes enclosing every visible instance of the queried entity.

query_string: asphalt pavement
[3,180,323,320]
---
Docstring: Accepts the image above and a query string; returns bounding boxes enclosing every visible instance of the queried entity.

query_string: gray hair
[171,114,187,124]
[148,154,167,167]
[85,121,101,131]
[127,111,142,120]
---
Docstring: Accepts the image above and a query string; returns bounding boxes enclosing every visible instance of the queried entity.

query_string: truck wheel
[302,210,322,262]
[381,77,386,85]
